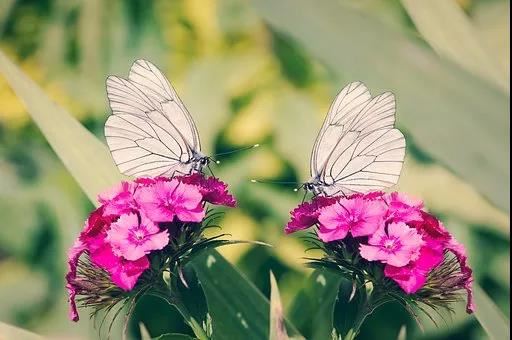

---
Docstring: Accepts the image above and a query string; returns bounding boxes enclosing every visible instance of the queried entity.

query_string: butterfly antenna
[206,163,216,177]
[301,189,308,203]
[250,179,302,192]
[214,144,260,157]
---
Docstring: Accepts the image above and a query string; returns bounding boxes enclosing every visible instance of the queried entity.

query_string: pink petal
[384,264,428,294]
[317,223,349,242]
[109,256,150,291]
[359,244,385,262]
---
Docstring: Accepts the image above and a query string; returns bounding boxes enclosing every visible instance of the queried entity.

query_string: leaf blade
[401,0,508,92]
[251,0,510,212]
[0,51,124,204]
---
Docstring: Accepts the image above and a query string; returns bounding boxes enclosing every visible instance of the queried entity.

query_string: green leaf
[396,325,406,340]
[0,50,124,205]
[401,0,508,93]
[191,251,303,340]
[473,285,510,340]
[154,334,198,340]
[287,270,342,340]
[269,271,291,340]
[0,321,44,340]
[251,0,509,212]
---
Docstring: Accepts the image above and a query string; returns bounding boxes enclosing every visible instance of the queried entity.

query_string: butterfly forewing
[309,82,405,195]
[105,59,201,177]
[310,82,371,177]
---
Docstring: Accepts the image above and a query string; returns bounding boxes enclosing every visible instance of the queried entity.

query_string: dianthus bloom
[66,174,236,322]
[285,191,475,315]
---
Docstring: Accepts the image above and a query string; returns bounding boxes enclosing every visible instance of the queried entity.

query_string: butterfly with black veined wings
[104,59,210,178]
[303,82,406,197]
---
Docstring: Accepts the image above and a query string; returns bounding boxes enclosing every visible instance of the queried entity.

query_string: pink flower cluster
[286,192,475,313]
[66,174,235,321]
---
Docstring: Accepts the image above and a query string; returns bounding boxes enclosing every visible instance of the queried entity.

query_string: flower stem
[342,304,371,340]
[158,293,209,340]
[171,297,210,340]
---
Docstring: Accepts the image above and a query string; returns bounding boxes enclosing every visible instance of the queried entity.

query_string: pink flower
[317,197,386,242]
[179,173,236,207]
[385,192,423,223]
[359,222,424,267]
[98,181,137,215]
[285,196,337,234]
[90,244,150,291]
[107,213,169,261]
[135,179,205,222]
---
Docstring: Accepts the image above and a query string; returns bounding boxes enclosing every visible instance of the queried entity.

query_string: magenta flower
[98,181,137,216]
[317,197,386,242]
[285,196,337,234]
[135,179,205,222]
[107,213,169,261]
[359,222,424,267]
[179,173,236,207]
[385,192,423,223]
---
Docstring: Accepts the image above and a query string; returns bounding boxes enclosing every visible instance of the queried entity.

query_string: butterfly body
[304,82,406,197]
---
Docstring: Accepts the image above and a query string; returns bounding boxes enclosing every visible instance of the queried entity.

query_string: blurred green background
[0,0,509,339]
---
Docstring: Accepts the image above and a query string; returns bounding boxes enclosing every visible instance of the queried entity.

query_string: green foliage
[0,1,509,339]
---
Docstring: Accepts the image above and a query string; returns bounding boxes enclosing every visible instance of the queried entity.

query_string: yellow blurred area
[206,210,258,261]
[226,93,273,145]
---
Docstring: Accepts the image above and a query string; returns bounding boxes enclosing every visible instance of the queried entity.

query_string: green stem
[342,304,371,340]
[171,297,210,340]
[158,293,209,340]
[156,273,210,340]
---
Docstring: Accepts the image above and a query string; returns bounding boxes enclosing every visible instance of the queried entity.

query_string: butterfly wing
[310,82,405,195]
[105,60,200,177]
[310,82,371,177]
[128,59,201,151]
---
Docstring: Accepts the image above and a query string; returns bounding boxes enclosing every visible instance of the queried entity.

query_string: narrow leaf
[396,325,407,340]
[0,321,44,340]
[473,285,510,340]
[140,323,152,340]
[401,0,508,92]
[251,0,509,212]
[153,334,198,340]
[269,271,290,340]
[191,251,303,340]
[287,270,342,340]
[0,51,124,204]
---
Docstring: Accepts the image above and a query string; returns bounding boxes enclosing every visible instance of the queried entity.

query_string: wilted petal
[446,238,475,313]
[65,238,86,321]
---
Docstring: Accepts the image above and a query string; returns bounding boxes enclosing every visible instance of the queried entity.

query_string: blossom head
[286,191,475,316]
[66,173,237,322]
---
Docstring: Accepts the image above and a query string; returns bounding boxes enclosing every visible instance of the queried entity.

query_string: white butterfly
[104,59,210,177]
[304,82,406,196]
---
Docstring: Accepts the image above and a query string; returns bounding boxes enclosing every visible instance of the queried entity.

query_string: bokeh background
[0,0,509,339]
